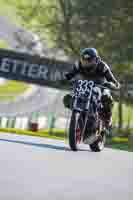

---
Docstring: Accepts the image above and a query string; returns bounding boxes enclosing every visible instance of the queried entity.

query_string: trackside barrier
[38,117,47,129]
[0,116,132,138]
[7,117,16,128]
[1,117,8,128]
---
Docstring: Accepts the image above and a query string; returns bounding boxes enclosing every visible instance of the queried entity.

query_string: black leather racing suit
[63,59,118,127]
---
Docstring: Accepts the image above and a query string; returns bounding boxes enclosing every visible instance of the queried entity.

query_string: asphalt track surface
[0,133,133,200]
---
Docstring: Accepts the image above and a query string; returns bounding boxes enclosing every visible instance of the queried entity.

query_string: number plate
[72,80,94,111]
[74,80,94,98]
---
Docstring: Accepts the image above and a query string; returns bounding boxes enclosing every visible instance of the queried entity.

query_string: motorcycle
[68,79,115,152]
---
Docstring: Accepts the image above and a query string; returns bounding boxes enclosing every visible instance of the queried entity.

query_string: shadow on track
[0,138,91,152]
[0,138,68,151]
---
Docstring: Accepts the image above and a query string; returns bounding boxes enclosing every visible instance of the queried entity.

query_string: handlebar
[59,78,120,91]
[97,82,120,90]
[71,79,120,90]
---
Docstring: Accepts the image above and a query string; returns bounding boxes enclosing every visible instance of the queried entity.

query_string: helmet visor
[81,56,96,67]
[81,54,94,61]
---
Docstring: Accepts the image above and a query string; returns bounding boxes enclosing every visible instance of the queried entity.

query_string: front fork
[81,112,89,141]
[74,111,87,142]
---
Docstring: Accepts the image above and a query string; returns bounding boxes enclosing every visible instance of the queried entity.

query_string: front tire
[69,111,81,151]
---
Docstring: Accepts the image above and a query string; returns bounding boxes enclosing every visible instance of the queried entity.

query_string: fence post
[48,113,56,135]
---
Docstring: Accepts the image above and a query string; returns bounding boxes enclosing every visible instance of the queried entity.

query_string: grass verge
[106,142,129,151]
[0,127,64,140]
[106,137,133,152]
[0,80,29,101]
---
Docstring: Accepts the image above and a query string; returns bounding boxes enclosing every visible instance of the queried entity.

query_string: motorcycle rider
[63,48,120,132]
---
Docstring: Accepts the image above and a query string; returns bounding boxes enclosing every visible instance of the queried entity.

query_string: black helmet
[80,48,98,60]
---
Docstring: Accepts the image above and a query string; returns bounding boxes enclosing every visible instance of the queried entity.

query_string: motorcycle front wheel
[69,111,82,151]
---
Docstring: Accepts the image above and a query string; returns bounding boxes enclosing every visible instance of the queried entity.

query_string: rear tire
[89,132,106,152]
[69,111,81,151]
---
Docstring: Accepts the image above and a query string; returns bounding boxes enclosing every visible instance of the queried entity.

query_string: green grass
[108,143,129,151]
[0,80,29,101]
[112,137,128,143]
[112,102,133,126]
[0,40,9,49]
[0,127,64,140]
[106,136,133,152]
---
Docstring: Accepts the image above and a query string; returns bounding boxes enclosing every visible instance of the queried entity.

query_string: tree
[11,0,133,74]
[2,0,133,129]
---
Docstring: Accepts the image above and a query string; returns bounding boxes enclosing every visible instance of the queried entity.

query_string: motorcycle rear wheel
[89,131,106,152]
